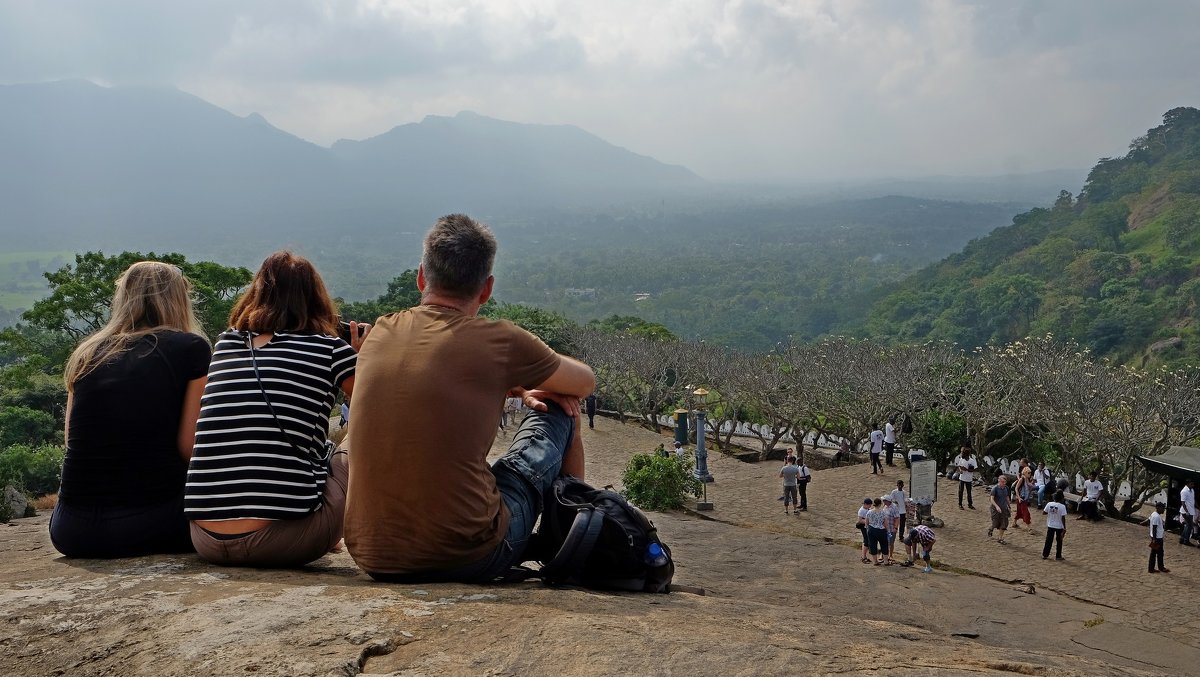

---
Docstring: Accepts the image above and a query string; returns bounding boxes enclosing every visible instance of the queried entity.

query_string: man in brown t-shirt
[345,214,595,582]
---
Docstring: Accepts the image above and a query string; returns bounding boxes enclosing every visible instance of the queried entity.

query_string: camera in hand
[338,319,365,343]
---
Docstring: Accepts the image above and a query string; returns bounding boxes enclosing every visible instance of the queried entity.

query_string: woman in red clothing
[1012,466,1034,530]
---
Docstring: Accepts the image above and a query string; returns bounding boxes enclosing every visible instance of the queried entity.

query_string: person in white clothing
[1145,502,1168,573]
[884,417,897,466]
[1078,471,1103,521]
[1042,492,1067,560]
[1180,479,1196,545]
[869,425,884,474]
[954,446,977,509]
[891,480,908,538]
[1034,462,1050,507]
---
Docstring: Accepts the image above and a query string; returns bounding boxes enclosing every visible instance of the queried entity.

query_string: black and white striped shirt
[184,330,356,521]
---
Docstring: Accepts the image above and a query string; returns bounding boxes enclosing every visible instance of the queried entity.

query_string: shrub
[0,443,65,497]
[0,405,59,448]
[910,409,967,471]
[621,452,702,511]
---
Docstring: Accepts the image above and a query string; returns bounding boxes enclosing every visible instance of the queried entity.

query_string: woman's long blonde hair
[64,261,205,391]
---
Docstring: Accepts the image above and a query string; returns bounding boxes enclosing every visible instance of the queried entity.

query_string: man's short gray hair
[422,214,497,300]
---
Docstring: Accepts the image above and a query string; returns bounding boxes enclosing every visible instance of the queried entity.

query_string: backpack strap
[538,507,604,585]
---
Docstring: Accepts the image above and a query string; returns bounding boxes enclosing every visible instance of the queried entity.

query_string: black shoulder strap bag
[242,331,333,467]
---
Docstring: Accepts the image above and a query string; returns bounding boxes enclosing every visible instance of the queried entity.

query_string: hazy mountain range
[0,80,702,250]
[0,80,1087,255]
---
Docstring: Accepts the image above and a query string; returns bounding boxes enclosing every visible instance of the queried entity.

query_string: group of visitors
[778,448,811,515]
[51,214,599,585]
[853,480,925,568]
[1142,477,1200,575]
[838,436,1181,577]
[984,458,1071,560]
[654,440,688,462]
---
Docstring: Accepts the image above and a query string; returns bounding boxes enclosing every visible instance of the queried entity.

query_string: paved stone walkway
[522,415,1200,651]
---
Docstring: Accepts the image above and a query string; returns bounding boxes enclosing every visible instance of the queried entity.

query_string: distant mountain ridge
[329,110,700,211]
[0,80,703,249]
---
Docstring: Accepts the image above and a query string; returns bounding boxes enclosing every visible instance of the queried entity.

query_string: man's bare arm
[514,355,596,414]
[535,355,595,398]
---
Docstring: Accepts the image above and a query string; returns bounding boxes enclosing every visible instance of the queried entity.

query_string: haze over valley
[0,1,1195,358]
[0,80,1085,345]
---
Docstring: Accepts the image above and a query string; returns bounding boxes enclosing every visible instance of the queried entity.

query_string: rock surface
[2,485,28,522]
[2,418,1195,676]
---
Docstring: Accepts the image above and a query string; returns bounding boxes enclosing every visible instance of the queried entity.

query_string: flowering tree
[575,327,1200,513]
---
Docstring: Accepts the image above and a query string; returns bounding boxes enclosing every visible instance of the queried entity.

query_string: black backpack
[521,475,675,593]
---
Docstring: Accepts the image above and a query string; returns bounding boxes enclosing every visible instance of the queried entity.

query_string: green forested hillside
[859,107,1200,367]
[496,196,1021,351]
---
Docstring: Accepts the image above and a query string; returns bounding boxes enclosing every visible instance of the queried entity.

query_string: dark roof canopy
[1138,446,1200,479]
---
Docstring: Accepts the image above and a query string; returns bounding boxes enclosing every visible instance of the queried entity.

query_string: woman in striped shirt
[185,252,368,567]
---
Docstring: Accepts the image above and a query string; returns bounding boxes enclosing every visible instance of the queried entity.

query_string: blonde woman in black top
[51,262,211,557]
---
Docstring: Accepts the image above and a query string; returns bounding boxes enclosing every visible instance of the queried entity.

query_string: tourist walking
[1012,467,1033,531]
[779,457,800,515]
[584,393,597,429]
[955,446,977,509]
[1042,491,1067,560]
[989,475,1011,544]
[869,424,884,474]
[1179,479,1195,545]
[1146,502,1169,573]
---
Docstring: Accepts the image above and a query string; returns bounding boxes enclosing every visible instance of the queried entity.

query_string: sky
[1,0,1197,182]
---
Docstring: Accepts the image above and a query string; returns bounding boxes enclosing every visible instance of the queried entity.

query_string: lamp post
[693,387,714,483]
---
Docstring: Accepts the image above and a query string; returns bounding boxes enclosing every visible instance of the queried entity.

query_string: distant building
[564,288,597,299]
[634,293,651,302]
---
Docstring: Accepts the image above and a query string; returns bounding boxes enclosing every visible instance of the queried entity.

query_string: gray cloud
[1,0,1196,181]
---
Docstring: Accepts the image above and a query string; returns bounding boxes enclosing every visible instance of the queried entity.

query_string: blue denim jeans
[381,402,575,584]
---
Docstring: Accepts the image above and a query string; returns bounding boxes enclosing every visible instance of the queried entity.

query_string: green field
[0,251,74,321]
